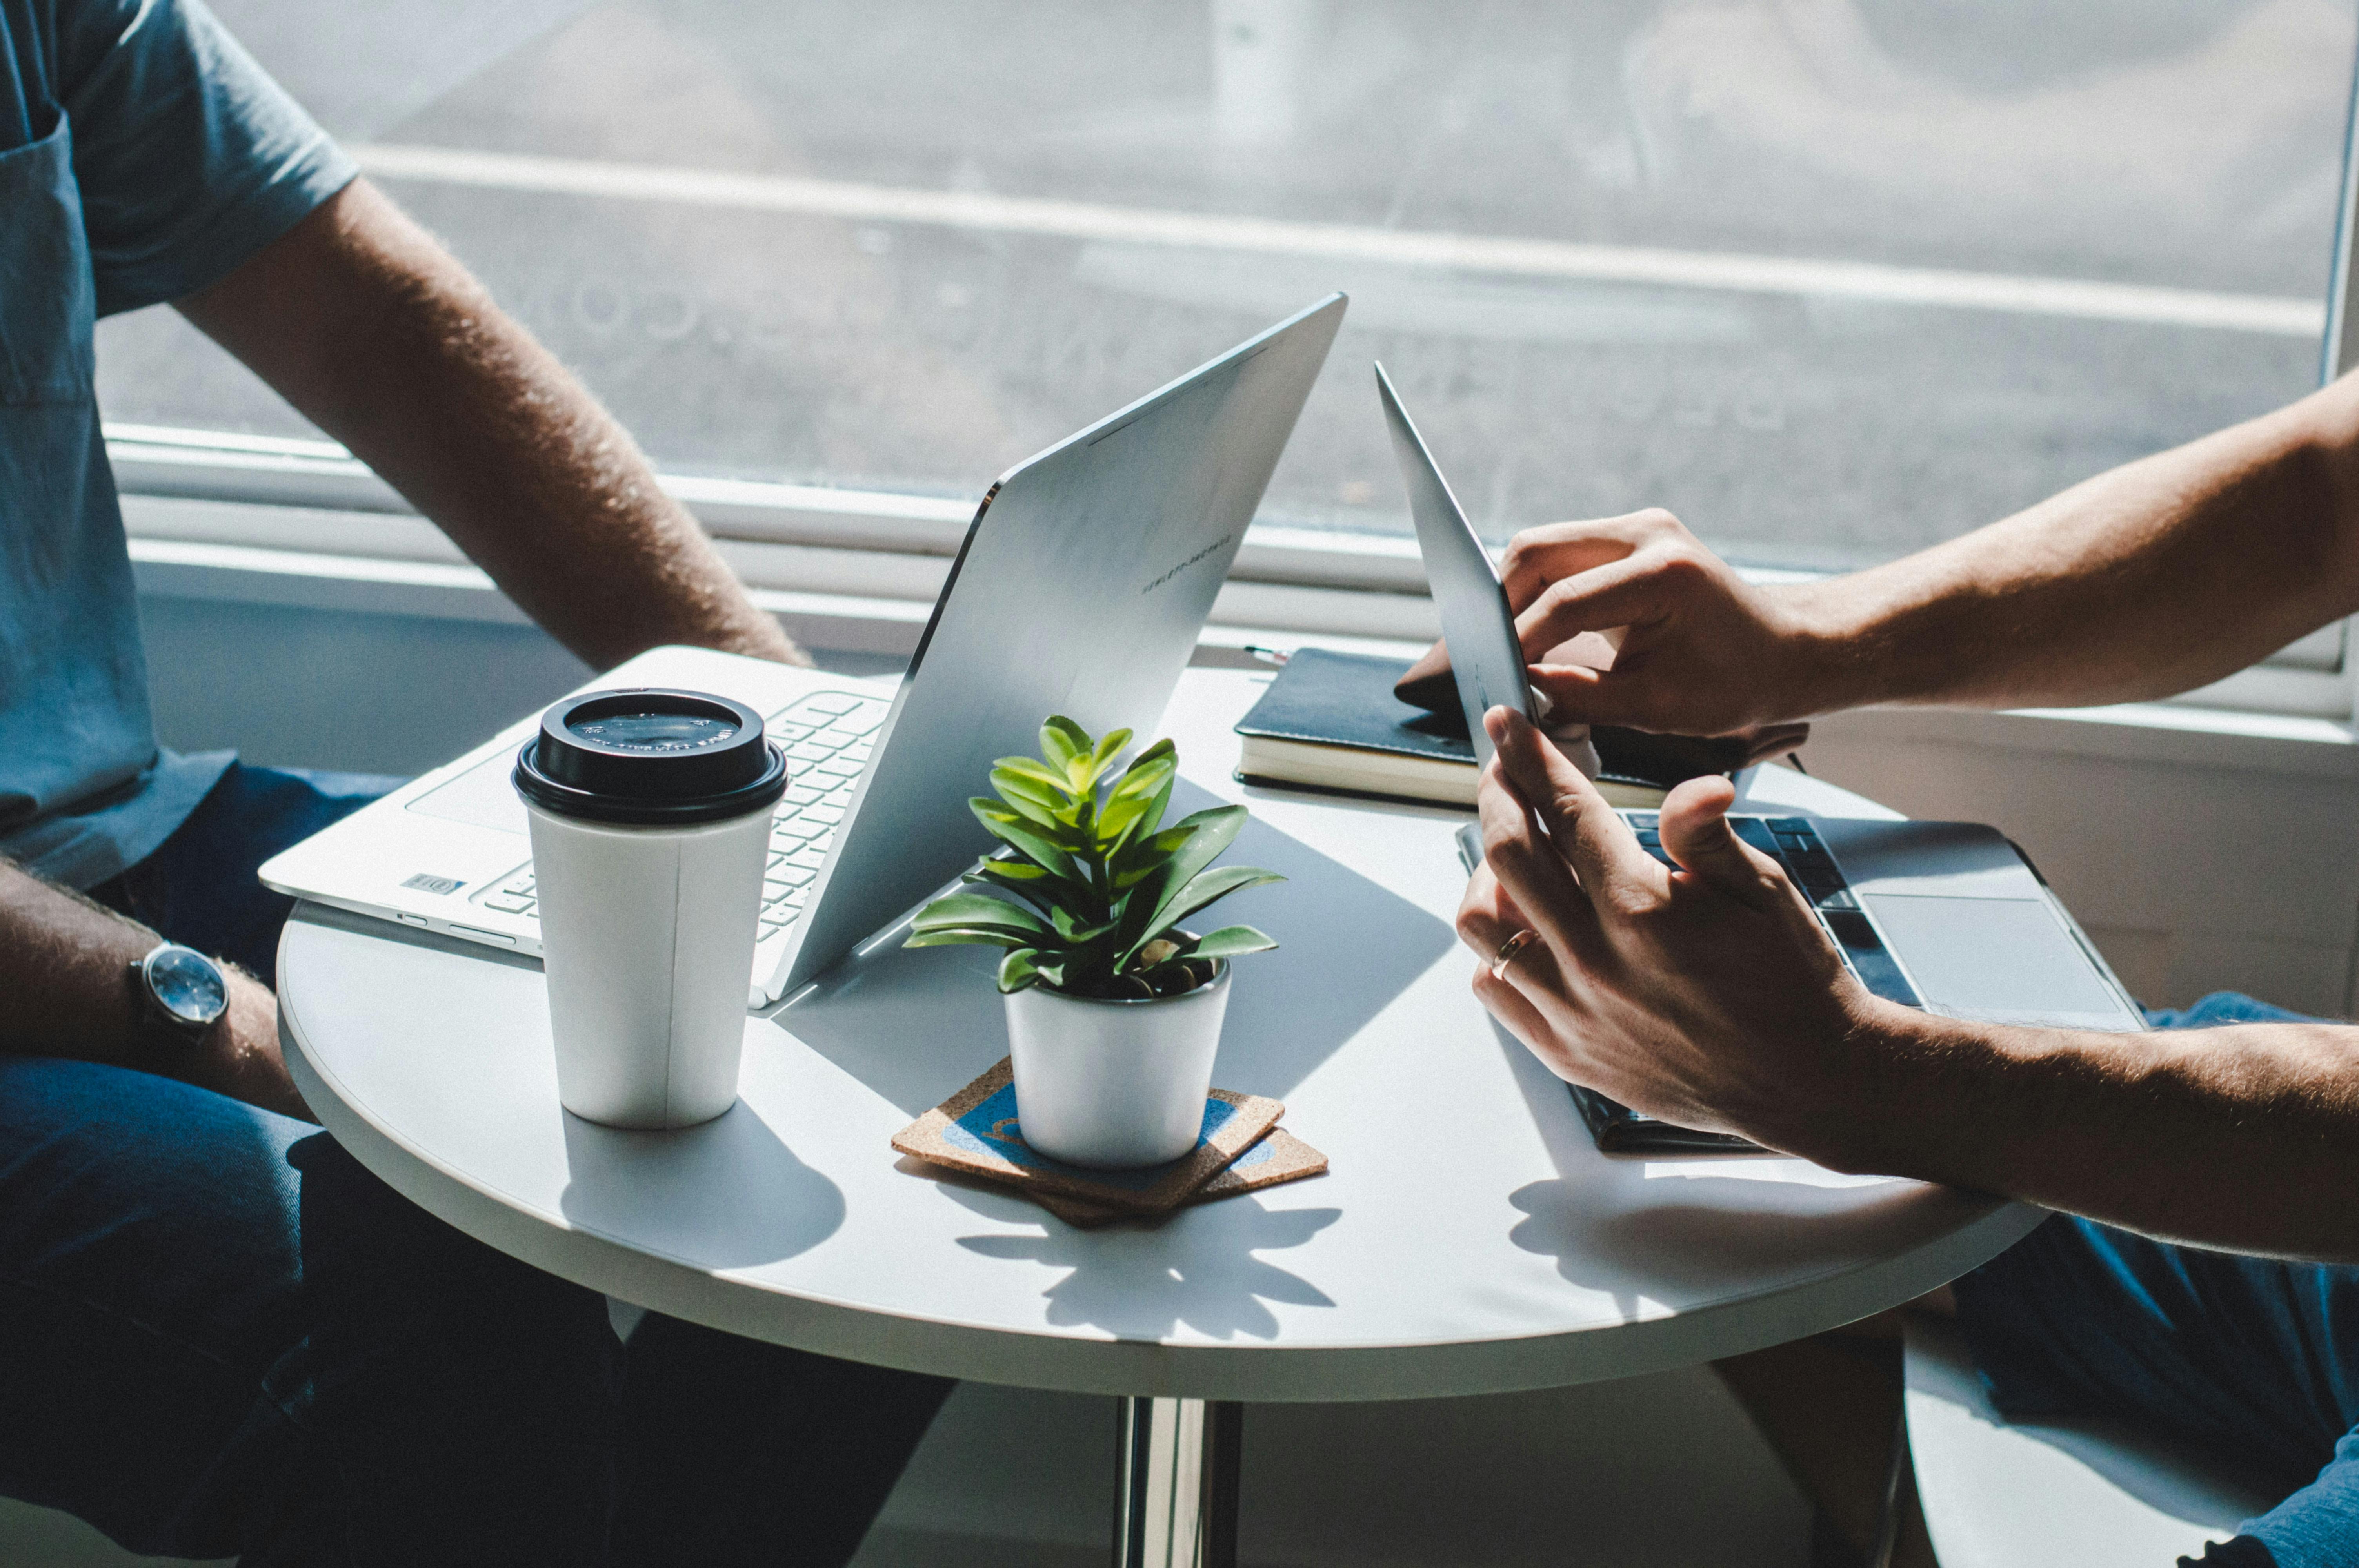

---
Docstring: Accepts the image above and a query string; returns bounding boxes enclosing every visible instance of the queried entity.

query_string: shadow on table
[1485,1017,1977,1325]
[558,1101,845,1269]
[781,779,1456,1116]
[931,1182,1343,1341]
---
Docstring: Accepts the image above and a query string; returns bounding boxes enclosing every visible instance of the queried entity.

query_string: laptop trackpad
[1861,894,2135,1029]
[408,751,529,836]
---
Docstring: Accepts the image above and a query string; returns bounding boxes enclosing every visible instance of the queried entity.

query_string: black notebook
[1233,648,1750,810]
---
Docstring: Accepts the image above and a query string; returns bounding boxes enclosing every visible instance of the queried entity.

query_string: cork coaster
[1024,1128,1329,1228]
[891,1057,1283,1215]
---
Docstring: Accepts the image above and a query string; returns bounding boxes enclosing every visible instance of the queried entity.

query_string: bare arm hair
[1814,1009,2359,1263]
[1783,373,2359,713]
[0,860,304,1118]
[176,178,803,671]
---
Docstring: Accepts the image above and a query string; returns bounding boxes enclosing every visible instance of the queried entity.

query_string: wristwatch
[128,943,229,1041]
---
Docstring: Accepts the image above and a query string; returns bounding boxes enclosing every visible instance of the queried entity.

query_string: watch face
[148,946,227,1028]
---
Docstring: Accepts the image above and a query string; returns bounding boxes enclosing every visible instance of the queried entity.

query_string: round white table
[280,667,2041,1567]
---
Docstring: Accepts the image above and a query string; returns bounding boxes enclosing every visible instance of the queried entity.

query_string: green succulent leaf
[996,948,1073,993]
[1123,865,1283,965]
[996,948,1045,992]
[1047,904,1117,944]
[1109,826,1185,888]
[990,757,1078,802]
[989,780,1073,835]
[967,857,1050,882]
[990,764,1070,811]
[1038,716,1090,775]
[1126,806,1247,907]
[1127,771,1176,855]
[964,860,1094,922]
[1185,924,1279,959]
[1160,865,1284,927]
[969,799,1080,880]
[1122,805,1237,886]
[959,717,1280,998]
[905,927,1033,950]
[1097,742,1176,850]
[1087,726,1132,775]
[910,892,1054,938]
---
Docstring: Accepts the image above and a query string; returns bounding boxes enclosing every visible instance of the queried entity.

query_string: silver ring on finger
[1491,927,1541,981]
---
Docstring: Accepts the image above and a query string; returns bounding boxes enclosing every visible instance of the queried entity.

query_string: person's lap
[5,762,950,1564]
[1952,991,2359,1568]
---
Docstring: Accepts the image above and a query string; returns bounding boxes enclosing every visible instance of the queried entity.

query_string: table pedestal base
[1114,1397,1241,1568]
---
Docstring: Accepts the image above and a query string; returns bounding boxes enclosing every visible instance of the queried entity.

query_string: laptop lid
[1374,363,1533,771]
[766,292,1349,998]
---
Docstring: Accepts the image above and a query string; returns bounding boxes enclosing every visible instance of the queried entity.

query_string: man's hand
[1455,704,1891,1156]
[1400,510,1830,736]
[200,967,312,1122]
[1456,707,2359,1258]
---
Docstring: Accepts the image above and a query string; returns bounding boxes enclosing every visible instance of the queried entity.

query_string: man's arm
[0,861,305,1119]
[1406,374,2359,735]
[1460,709,2359,1263]
[176,180,803,672]
[1788,371,2359,713]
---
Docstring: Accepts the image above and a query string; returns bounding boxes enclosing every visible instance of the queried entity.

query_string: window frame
[101,22,2359,732]
[106,416,2358,722]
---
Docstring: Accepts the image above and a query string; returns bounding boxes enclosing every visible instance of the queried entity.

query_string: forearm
[1809,1005,2359,1261]
[179,181,801,671]
[0,862,302,1116]
[0,861,176,1062]
[1772,377,2359,715]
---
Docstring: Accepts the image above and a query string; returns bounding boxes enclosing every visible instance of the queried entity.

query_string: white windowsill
[109,427,2352,705]
[122,527,1440,667]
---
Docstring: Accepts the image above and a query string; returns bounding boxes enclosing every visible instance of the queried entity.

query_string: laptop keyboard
[1622,811,1923,1009]
[471,691,892,943]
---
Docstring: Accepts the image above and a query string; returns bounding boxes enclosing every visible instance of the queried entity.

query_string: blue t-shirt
[0,0,353,889]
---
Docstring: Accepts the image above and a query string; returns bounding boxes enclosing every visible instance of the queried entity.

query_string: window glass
[95,0,2354,567]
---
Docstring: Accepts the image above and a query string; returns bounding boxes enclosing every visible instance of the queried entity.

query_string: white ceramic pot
[1003,962,1232,1169]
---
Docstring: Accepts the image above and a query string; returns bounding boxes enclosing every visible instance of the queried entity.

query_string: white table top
[280,666,2039,1402]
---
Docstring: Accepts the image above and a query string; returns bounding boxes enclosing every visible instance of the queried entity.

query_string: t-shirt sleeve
[53,0,357,316]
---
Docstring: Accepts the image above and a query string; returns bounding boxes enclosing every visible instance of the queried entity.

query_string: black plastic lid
[513,688,787,825]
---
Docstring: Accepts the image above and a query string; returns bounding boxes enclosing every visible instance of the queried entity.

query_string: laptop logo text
[1141,531,1237,595]
[401,873,465,896]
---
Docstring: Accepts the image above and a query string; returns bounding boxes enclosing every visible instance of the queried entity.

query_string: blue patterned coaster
[892,1057,1283,1214]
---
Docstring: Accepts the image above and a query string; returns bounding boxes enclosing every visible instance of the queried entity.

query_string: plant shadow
[927,1180,1343,1342]
[781,778,1457,1116]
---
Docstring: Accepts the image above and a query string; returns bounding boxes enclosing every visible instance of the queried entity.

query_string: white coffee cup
[513,688,786,1129]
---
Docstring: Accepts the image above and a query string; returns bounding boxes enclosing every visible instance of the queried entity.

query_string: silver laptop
[262,293,1348,1005]
[1375,363,2146,1038]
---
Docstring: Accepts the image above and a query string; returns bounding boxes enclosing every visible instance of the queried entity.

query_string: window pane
[96,0,2353,567]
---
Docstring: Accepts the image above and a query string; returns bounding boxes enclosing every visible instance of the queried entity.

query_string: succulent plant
[905,716,1282,999]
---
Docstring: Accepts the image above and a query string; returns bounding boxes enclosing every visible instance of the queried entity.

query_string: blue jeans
[5,763,951,1565]
[1954,992,2359,1568]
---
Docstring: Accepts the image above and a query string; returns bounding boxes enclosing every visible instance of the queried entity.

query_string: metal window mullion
[2320,25,2359,719]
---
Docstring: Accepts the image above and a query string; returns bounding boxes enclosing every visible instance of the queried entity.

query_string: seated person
[2,0,945,1561]
[1439,371,2359,1566]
